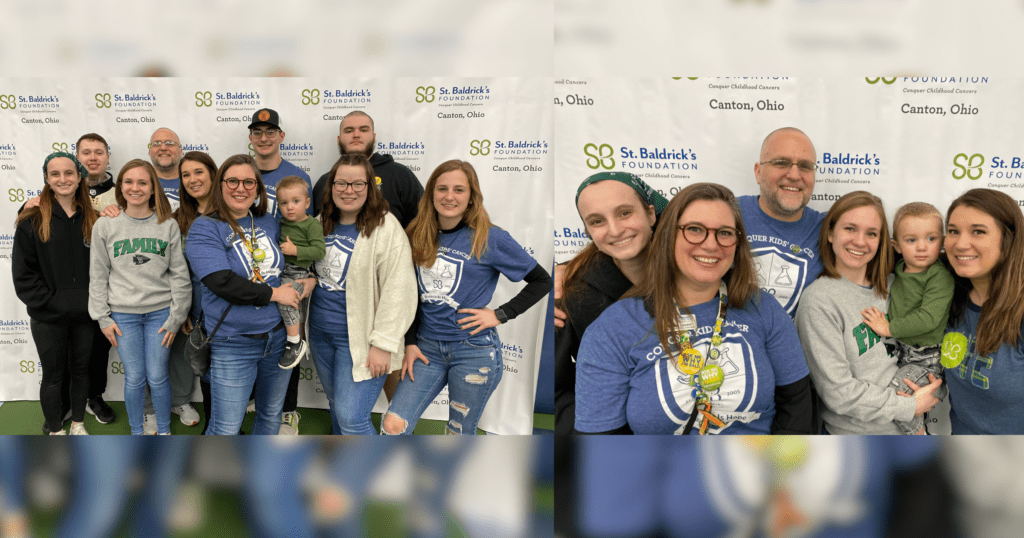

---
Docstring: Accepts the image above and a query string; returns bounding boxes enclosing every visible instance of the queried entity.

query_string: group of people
[12,108,551,436]
[556,126,1024,435]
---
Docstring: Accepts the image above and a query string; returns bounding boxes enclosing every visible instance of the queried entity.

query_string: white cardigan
[342,212,418,382]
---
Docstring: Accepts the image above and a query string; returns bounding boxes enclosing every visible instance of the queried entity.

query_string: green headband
[42,151,89,182]
[575,171,669,216]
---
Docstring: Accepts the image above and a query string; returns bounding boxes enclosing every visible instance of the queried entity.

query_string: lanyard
[242,213,266,283]
[676,282,728,434]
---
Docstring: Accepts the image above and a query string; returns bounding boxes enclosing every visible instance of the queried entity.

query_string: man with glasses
[310,110,425,408]
[247,108,312,218]
[148,127,183,210]
[247,108,314,435]
[740,127,826,318]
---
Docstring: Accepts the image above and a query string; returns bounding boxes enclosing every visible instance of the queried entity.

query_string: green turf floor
[0,400,553,435]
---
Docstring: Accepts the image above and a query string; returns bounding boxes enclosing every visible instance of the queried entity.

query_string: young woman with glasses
[574,183,814,435]
[381,159,551,435]
[184,154,301,435]
[795,191,942,434]
[308,153,417,435]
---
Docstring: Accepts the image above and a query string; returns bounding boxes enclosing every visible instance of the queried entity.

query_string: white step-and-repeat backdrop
[554,76,1018,434]
[0,77,552,435]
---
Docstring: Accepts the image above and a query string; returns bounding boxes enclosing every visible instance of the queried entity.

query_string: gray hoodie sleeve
[88,218,115,329]
[795,280,917,429]
[162,226,192,333]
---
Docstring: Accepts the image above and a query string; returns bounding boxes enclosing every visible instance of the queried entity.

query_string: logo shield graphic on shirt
[314,237,354,292]
[419,254,463,298]
[751,246,809,315]
[230,228,280,281]
[653,335,759,434]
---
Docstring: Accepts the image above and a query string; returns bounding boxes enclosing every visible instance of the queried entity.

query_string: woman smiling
[575,183,813,435]
[88,160,191,435]
[185,154,300,435]
[555,172,666,435]
[942,188,1024,434]
[796,191,942,434]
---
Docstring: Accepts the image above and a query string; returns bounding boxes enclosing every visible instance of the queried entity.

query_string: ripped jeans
[383,329,503,435]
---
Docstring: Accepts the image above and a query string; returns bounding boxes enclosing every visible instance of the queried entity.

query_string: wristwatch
[494,307,509,324]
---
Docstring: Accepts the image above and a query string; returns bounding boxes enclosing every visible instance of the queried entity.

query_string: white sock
[287,334,300,344]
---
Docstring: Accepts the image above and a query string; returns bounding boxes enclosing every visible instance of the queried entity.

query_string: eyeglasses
[678,223,739,247]
[224,178,258,190]
[759,158,817,174]
[250,128,281,139]
[149,140,178,148]
[333,181,368,192]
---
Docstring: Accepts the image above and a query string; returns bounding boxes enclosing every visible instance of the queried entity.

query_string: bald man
[739,127,826,317]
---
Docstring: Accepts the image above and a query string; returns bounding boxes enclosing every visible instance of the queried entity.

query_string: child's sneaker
[279,339,308,369]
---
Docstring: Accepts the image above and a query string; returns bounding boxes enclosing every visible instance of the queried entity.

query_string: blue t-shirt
[179,232,204,321]
[416,225,537,341]
[160,177,180,211]
[738,195,825,318]
[185,212,283,336]
[310,222,359,334]
[575,292,809,434]
[944,301,1024,434]
[578,436,937,538]
[260,159,312,219]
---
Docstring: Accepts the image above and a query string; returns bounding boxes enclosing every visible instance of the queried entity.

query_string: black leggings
[31,319,93,431]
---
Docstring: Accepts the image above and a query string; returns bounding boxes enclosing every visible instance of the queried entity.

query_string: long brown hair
[173,151,218,236]
[115,160,173,224]
[818,190,893,299]
[559,185,656,323]
[319,153,388,238]
[623,183,759,360]
[406,160,491,267]
[16,154,98,243]
[947,189,1024,356]
[206,154,269,242]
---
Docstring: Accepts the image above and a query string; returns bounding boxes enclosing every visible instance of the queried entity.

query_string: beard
[338,134,375,157]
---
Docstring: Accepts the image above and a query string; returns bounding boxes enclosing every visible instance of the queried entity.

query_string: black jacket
[12,204,94,324]
[555,254,633,435]
[312,152,425,228]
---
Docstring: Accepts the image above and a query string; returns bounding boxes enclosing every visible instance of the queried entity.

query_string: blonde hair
[892,201,943,240]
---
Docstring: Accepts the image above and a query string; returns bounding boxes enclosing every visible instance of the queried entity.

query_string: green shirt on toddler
[888,260,955,347]
[280,216,326,268]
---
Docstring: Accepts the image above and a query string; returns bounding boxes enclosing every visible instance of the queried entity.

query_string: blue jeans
[384,329,503,435]
[56,437,190,538]
[309,325,387,435]
[205,326,288,435]
[111,308,172,435]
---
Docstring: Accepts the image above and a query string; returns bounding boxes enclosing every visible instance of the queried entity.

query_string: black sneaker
[279,340,308,369]
[87,396,116,424]
[42,409,72,434]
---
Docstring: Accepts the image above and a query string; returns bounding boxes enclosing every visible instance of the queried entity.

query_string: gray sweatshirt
[89,212,192,333]
[795,275,917,434]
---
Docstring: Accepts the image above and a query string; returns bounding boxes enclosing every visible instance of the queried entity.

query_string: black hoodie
[12,204,94,324]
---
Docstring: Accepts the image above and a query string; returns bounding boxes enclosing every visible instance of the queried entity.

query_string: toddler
[276,176,326,369]
[862,202,953,434]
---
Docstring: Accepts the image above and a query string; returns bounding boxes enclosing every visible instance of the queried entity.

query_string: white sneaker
[69,422,89,435]
[279,411,300,435]
[49,429,67,436]
[172,403,200,426]
[246,399,256,414]
[144,413,158,435]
